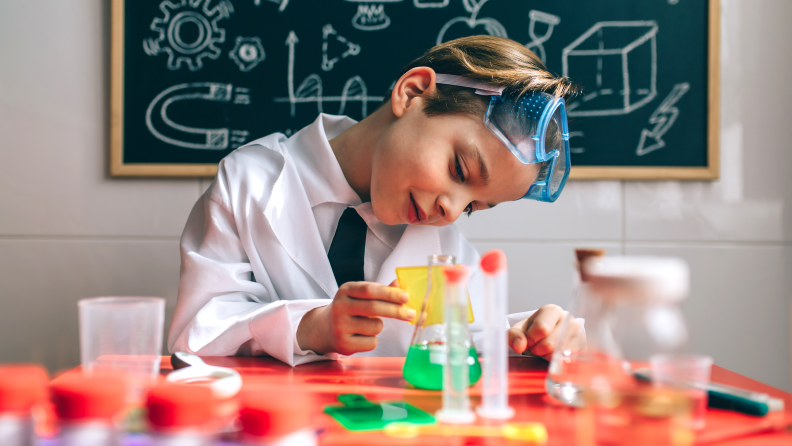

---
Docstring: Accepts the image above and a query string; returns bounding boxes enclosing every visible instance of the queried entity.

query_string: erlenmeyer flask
[402,255,481,390]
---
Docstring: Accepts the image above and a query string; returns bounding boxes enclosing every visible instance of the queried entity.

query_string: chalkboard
[110,0,719,179]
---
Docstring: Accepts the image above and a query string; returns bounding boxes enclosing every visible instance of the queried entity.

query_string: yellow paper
[395,266,474,326]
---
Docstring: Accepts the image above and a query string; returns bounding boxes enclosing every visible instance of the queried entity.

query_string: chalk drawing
[143,0,233,72]
[345,0,404,31]
[257,0,290,11]
[636,82,690,156]
[274,31,384,117]
[525,10,560,63]
[229,36,265,71]
[322,24,361,71]
[436,0,507,45]
[145,82,250,150]
[563,21,658,117]
[414,0,449,8]
[569,131,585,154]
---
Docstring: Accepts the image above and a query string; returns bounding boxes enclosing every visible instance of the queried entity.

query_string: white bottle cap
[583,256,690,303]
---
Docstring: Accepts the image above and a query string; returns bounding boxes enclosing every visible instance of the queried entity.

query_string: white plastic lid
[583,256,690,303]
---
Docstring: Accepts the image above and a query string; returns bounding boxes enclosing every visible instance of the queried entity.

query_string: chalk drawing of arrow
[285,30,299,116]
[636,82,690,156]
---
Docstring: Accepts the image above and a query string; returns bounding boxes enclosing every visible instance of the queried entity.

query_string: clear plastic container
[402,255,480,391]
[79,297,165,395]
[546,256,695,444]
[435,265,476,424]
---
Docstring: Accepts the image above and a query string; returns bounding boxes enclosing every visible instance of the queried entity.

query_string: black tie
[327,207,367,286]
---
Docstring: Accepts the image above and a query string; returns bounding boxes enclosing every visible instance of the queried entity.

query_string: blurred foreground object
[547,256,697,444]
[0,364,49,446]
[50,374,126,446]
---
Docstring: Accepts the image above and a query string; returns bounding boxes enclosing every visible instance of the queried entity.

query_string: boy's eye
[455,154,466,183]
[464,203,473,216]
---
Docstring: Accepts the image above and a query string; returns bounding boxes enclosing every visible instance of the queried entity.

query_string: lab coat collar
[287,114,361,208]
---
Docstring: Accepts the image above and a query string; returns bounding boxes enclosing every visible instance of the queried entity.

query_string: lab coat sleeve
[168,174,338,366]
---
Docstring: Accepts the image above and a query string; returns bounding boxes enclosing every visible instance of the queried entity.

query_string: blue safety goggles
[436,74,571,203]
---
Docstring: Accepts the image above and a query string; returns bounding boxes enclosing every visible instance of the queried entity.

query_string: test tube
[476,250,515,419]
[435,265,476,424]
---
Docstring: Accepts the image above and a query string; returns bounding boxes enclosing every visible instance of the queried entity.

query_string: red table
[158,356,792,445]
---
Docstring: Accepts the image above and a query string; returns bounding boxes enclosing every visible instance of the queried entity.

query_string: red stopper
[49,374,126,422]
[442,265,471,285]
[480,249,507,274]
[0,364,49,413]
[146,383,215,430]
[239,390,312,437]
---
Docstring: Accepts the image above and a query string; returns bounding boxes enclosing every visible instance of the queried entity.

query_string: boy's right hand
[296,282,417,356]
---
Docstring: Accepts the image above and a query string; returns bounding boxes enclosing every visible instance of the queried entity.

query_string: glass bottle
[402,255,481,390]
[546,256,694,444]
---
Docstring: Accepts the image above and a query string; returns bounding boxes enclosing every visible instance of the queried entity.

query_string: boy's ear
[391,67,436,118]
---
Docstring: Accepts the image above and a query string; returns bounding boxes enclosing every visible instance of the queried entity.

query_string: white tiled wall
[1,1,790,390]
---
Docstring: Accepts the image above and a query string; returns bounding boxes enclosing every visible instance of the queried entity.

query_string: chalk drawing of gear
[229,36,266,72]
[146,82,251,150]
[143,0,234,72]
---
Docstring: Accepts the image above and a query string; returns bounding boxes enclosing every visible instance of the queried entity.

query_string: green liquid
[402,344,481,390]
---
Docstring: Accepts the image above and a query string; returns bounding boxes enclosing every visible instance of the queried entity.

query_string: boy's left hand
[507,304,586,361]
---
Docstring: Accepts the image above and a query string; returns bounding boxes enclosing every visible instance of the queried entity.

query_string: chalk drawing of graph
[273,31,384,118]
[562,21,658,117]
[345,0,403,31]
[146,82,251,150]
[436,0,507,45]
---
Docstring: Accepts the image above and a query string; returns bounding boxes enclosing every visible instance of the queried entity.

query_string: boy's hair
[388,35,578,118]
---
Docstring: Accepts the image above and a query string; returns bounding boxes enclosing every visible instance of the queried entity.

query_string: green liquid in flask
[403,344,481,390]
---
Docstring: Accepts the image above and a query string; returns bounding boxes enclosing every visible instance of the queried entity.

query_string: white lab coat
[168,114,534,366]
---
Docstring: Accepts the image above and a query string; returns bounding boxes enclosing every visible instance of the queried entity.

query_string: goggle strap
[435,74,505,97]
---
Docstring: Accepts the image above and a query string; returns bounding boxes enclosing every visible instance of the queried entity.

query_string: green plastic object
[323,394,436,432]
[403,344,481,390]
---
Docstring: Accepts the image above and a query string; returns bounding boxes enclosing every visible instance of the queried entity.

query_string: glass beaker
[402,255,481,390]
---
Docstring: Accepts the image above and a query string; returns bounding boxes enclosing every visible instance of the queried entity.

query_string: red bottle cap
[442,265,471,285]
[480,249,507,274]
[146,383,215,430]
[239,390,312,437]
[49,374,126,421]
[0,364,49,413]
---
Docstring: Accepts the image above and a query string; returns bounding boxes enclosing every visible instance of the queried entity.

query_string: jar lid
[0,364,49,413]
[239,389,312,437]
[146,383,215,430]
[50,374,126,421]
[583,256,690,302]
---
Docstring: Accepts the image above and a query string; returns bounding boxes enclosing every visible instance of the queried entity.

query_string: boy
[168,36,587,366]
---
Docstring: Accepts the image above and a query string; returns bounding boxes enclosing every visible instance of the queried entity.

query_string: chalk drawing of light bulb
[345,0,403,31]
[525,10,561,63]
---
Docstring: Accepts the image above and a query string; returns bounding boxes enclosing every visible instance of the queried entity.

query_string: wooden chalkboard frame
[110,0,720,179]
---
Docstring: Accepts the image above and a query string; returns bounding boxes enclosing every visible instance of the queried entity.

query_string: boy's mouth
[407,193,424,224]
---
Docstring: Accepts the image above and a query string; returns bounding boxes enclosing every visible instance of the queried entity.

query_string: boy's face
[370,101,538,226]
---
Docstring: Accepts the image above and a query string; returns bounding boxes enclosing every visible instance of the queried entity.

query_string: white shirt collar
[285,114,361,208]
[284,114,407,251]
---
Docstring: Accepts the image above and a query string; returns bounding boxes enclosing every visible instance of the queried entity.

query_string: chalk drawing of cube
[562,21,658,117]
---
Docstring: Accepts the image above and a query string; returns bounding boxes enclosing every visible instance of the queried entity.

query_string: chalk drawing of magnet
[145,82,250,150]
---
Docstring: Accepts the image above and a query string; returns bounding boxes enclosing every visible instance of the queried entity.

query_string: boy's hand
[507,304,586,361]
[296,282,416,356]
